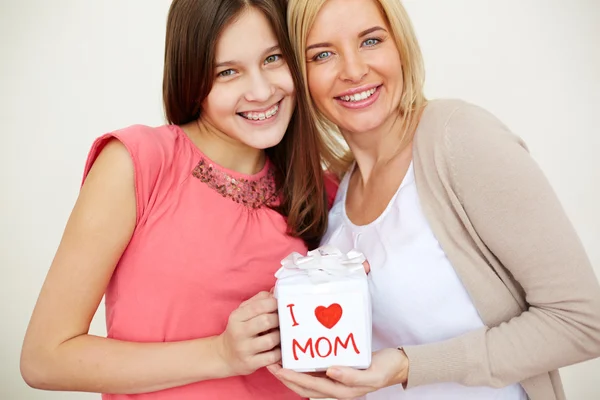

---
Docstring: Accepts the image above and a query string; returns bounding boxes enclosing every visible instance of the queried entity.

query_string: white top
[322,163,528,400]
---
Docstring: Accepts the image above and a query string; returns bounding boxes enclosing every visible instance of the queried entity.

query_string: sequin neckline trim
[191,157,278,209]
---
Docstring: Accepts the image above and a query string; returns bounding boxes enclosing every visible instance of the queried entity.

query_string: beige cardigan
[403,99,600,399]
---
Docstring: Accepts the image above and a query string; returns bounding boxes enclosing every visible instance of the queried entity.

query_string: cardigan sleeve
[403,102,600,388]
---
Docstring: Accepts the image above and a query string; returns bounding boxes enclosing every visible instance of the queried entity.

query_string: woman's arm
[404,102,600,389]
[20,140,281,394]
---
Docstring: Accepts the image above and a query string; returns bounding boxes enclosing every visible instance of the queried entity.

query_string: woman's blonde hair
[287,0,427,177]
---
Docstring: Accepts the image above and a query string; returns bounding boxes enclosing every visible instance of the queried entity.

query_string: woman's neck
[341,111,414,186]
[184,119,266,175]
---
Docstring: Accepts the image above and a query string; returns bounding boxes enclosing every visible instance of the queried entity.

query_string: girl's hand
[267,348,409,399]
[217,291,281,376]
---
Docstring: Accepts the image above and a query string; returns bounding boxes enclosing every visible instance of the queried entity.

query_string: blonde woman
[266,0,600,399]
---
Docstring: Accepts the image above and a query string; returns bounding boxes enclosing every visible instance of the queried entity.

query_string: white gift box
[274,245,372,372]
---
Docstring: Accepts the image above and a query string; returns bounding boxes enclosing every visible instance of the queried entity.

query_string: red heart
[314,303,343,329]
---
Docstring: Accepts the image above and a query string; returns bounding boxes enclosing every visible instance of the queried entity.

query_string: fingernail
[328,368,341,378]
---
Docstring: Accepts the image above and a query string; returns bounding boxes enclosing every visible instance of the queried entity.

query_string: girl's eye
[313,51,332,61]
[217,69,236,78]
[363,38,381,47]
[265,54,282,64]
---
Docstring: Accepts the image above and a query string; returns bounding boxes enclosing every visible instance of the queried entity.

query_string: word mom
[286,303,361,361]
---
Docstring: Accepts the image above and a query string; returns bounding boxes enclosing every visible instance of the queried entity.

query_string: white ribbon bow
[275,245,366,284]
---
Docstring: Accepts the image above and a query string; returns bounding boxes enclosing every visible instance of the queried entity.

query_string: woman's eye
[264,54,282,64]
[217,69,236,77]
[363,38,381,47]
[314,51,332,61]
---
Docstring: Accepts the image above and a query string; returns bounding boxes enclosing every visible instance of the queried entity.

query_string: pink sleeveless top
[83,124,337,399]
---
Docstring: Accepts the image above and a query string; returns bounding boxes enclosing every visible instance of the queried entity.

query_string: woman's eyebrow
[306,42,333,52]
[306,26,387,52]
[358,26,386,37]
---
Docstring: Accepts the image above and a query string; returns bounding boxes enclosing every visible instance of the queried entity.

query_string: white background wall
[1,0,598,399]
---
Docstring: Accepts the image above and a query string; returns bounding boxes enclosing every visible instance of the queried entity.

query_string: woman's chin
[337,118,385,135]
[325,107,389,135]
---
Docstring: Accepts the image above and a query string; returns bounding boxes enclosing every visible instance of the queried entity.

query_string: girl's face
[305,0,403,135]
[201,7,295,150]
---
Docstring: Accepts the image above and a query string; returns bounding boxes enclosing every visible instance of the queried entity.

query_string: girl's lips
[238,99,282,115]
[335,85,382,110]
[238,100,283,126]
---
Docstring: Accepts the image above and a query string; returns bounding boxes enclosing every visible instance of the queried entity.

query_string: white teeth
[339,87,377,102]
[241,104,279,121]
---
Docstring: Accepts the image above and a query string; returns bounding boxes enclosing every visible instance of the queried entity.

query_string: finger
[252,347,282,369]
[235,297,278,321]
[326,366,375,387]
[239,291,271,307]
[266,363,281,375]
[363,260,371,274]
[273,373,327,398]
[277,368,362,399]
[247,312,279,336]
[267,364,326,379]
[251,329,280,353]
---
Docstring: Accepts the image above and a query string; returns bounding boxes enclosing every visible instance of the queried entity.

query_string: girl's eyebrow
[215,45,280,68]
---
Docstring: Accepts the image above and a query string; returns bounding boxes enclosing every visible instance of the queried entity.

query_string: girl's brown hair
[163,0,329,249]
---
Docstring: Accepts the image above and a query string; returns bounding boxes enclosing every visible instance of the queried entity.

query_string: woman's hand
[216,291,282,376]
[267,348,409,399]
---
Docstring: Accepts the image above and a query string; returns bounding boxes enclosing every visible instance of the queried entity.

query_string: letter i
[287,304,300,327]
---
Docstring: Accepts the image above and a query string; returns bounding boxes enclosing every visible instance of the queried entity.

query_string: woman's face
[305,0,403,135]
[201,7,295,150]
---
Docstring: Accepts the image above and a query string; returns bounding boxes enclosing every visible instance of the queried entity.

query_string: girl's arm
[20,140,280,394]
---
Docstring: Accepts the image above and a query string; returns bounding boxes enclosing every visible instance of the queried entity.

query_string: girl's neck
[185,118,266,175]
